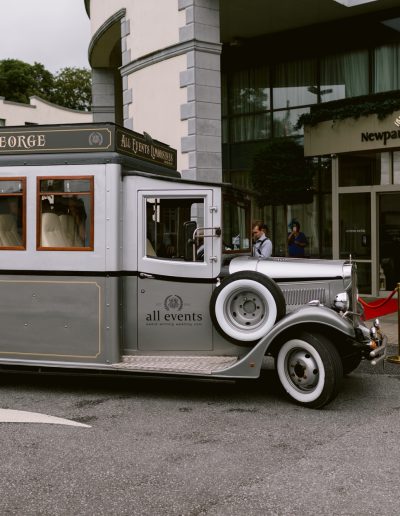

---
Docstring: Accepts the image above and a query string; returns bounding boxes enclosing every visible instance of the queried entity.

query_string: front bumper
[355,321,387,366]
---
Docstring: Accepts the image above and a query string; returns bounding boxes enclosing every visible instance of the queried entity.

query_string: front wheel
[276,332,343,409]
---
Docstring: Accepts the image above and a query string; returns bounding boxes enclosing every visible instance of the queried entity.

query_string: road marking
[0,409,91,428]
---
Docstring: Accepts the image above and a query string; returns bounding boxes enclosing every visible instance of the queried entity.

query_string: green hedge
[296,90,400,129]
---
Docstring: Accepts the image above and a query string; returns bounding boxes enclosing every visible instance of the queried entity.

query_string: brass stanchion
[387,283,400,364]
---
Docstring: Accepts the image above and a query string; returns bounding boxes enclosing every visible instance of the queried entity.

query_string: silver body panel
[0,145,363,380]
[0,275,119,364]
[0,163,122,272]
[229,256,351,313]
[214,305,358,379]
[229,255,349,280]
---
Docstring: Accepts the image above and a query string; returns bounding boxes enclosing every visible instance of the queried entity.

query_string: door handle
[139,272,155,279]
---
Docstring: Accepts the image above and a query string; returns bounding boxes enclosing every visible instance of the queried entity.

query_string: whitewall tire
[276,332,343,409]
[210,271,286,344]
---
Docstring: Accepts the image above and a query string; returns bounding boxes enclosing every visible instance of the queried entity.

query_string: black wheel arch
[267,322,355,359]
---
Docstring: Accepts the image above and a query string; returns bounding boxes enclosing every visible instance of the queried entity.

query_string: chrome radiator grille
[281,287,327,310]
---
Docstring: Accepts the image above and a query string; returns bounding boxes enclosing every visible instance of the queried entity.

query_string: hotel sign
[360,115,400,145]
[0,124,177,170]
[361,129,400,145]
[304,110,400,156]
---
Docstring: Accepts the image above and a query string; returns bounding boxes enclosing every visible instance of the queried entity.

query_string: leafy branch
[295,90,400,129]
[0,59,92,111]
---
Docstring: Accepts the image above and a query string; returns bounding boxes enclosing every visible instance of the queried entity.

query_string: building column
[91,68,116,123]
[121,17,133,129]
[178,0,222,182]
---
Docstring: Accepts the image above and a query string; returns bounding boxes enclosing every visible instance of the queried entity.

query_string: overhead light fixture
[333,0,378,6]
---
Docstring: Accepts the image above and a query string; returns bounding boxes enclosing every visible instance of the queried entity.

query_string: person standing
[287,220,307,257]
[252,221,272,258]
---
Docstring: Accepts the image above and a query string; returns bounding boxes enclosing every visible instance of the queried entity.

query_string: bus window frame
[36,175,95,251]
[221,192,252,254]
[0,177,26,251]
[144,195,206,261]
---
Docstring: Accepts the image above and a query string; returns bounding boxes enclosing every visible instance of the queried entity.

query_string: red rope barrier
[359,288,399,320]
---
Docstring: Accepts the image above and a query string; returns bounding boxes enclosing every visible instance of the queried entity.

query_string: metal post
[387,283,400,364]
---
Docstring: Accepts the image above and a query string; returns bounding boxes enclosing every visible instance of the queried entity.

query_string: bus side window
[37,176,94,251]
[0,178,25,250]
[145,197,204,260]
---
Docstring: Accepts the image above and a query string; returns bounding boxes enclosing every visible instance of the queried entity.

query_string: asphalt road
[0,369,399,516]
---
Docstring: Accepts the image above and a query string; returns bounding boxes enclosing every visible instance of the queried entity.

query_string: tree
[250,138,315,208]
[31,62,55,99]
[51,67,92,111]
[0,59,54,104]
[0,60,92,111]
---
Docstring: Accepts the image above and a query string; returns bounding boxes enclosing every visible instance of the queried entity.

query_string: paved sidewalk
[359,312,400,375]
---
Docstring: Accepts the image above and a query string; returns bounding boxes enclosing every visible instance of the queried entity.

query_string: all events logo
[164,295,183,311]
[145,295,203,326]
[88,131,104,146]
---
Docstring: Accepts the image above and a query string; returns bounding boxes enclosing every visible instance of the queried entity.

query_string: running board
[112,355,238,375]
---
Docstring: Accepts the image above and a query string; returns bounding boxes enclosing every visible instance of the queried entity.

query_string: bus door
[137,188,220,351]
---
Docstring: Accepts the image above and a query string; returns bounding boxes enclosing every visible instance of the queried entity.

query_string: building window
[37,177,94,250]
[339,151,400,186]
[229,66,270,142]
[320,49,369,100]
[0,119,5,127]
[273,58,318,109]
[223,43,400,145]
[393,152,400,184]
[0,178,26,249]
[273,107,309,137]
[374,43,400,93]
[221,73,229,144]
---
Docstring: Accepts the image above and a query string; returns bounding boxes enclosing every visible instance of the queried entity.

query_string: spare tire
[210,271,286,344]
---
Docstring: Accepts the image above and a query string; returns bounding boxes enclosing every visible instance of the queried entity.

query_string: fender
[213,305,357,379]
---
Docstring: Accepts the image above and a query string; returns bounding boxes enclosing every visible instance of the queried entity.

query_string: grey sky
[0,0,91,73]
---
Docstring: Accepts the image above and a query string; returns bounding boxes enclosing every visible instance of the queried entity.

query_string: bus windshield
[222,190,251,254]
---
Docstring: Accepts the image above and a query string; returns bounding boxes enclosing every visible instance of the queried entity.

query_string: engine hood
[229,256,351,280]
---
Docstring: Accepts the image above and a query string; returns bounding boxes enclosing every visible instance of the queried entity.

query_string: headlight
[343,261,358,313]
[333,292,349,312]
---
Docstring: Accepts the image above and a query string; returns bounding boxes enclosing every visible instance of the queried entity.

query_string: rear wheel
[276,331,343,409]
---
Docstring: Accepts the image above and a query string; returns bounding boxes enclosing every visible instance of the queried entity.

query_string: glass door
[335,150,400,296]
[378,192,400,293]
[339,192,371,294]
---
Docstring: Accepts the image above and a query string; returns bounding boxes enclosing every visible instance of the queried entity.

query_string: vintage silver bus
[0,123,385,408]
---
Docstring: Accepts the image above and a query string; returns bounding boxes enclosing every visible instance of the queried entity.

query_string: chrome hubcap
[286,349,319,391]
[226,291,265,329]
